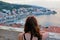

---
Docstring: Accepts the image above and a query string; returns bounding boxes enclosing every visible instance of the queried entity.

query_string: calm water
[1,9,59,27]
[36,9,60,27]
[36,14,60,27]
[18,9,60,27]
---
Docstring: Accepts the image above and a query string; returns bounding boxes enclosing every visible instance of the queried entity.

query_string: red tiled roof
[43,26,60,33]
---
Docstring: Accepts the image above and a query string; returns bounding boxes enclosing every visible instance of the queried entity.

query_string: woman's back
[18,31,48,40]
[23,33,38,40]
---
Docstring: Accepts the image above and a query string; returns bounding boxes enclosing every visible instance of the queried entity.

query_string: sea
[17,8,60,27]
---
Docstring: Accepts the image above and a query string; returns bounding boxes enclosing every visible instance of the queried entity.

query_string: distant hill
[0,1,57,15]
[0,1,43,11]
[0,1,57,26]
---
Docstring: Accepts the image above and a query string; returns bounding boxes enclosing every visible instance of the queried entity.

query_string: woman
[18,16,48,40]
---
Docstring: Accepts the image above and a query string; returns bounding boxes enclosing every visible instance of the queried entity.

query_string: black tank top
[24,33,33,40]
[23,33,41,40]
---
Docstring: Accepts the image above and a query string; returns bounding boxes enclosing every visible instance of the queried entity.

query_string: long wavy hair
[24,16,42,40]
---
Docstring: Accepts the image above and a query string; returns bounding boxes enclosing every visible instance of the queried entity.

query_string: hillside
[0,1,57,26]
[0,1,56,15]
[0,1,43,11]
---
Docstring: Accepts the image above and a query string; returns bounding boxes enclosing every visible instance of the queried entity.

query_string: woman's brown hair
[24,16,42,40]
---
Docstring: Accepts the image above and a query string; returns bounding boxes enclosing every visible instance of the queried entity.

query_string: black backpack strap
[38,36,42,40]
[23,33,26,40]
[38,37,40,40]
[30,34,33,40]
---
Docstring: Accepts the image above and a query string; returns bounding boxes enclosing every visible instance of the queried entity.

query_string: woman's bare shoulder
[18,32,24,37]
[41,31,48,40]
[18,32,24,40]
[40,31,48,35]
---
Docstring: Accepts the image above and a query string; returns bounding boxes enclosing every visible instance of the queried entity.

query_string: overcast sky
[0,0,60,9]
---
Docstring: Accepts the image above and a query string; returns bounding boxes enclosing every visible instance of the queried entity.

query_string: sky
[0,0,60,26]
[0,0,60,10]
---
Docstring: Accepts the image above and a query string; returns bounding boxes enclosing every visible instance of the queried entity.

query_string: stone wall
[0,29,20,40]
